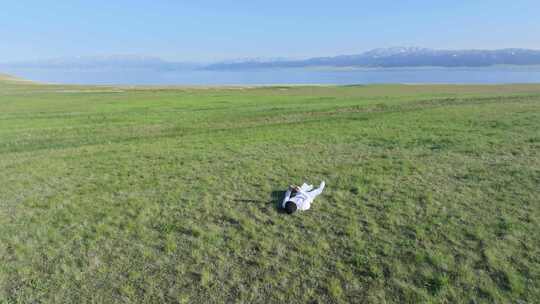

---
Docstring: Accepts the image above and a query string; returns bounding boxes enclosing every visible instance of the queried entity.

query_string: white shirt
[282,182,325,211]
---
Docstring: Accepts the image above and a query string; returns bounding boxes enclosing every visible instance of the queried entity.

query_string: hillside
[0,73,19,81]
[0,73,33,83]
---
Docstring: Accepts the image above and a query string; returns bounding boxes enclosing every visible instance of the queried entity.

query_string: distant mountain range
[2,48,540,71]
[205,47,540,70]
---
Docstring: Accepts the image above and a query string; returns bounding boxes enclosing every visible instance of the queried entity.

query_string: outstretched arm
[308,181,326,199]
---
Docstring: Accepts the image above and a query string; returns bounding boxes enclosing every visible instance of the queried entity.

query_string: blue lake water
[4,66,540,85]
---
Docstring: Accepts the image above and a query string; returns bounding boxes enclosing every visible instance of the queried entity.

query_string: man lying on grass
[282,181,325,214]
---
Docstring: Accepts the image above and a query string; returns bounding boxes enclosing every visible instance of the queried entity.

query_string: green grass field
[1,75,539,303]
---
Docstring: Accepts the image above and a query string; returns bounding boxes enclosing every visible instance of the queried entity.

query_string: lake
[4,66,540,85]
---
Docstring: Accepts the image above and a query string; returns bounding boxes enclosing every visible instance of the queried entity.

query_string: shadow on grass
[232,189,287,214]
[271,190,287,214]
[231,188,289,216]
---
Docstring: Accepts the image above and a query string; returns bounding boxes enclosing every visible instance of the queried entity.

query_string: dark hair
[285,201,297,214]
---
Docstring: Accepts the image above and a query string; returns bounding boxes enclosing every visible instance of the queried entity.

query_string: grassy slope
[0,79,539,303]
[0,73,34,83]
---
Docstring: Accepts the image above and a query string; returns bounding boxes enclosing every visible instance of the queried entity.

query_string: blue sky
[1,0,539,62]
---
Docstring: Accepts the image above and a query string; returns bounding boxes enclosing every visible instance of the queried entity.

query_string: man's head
[284,201,297,214]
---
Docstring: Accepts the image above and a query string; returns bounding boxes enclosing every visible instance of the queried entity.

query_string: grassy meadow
[1,75,539,303]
